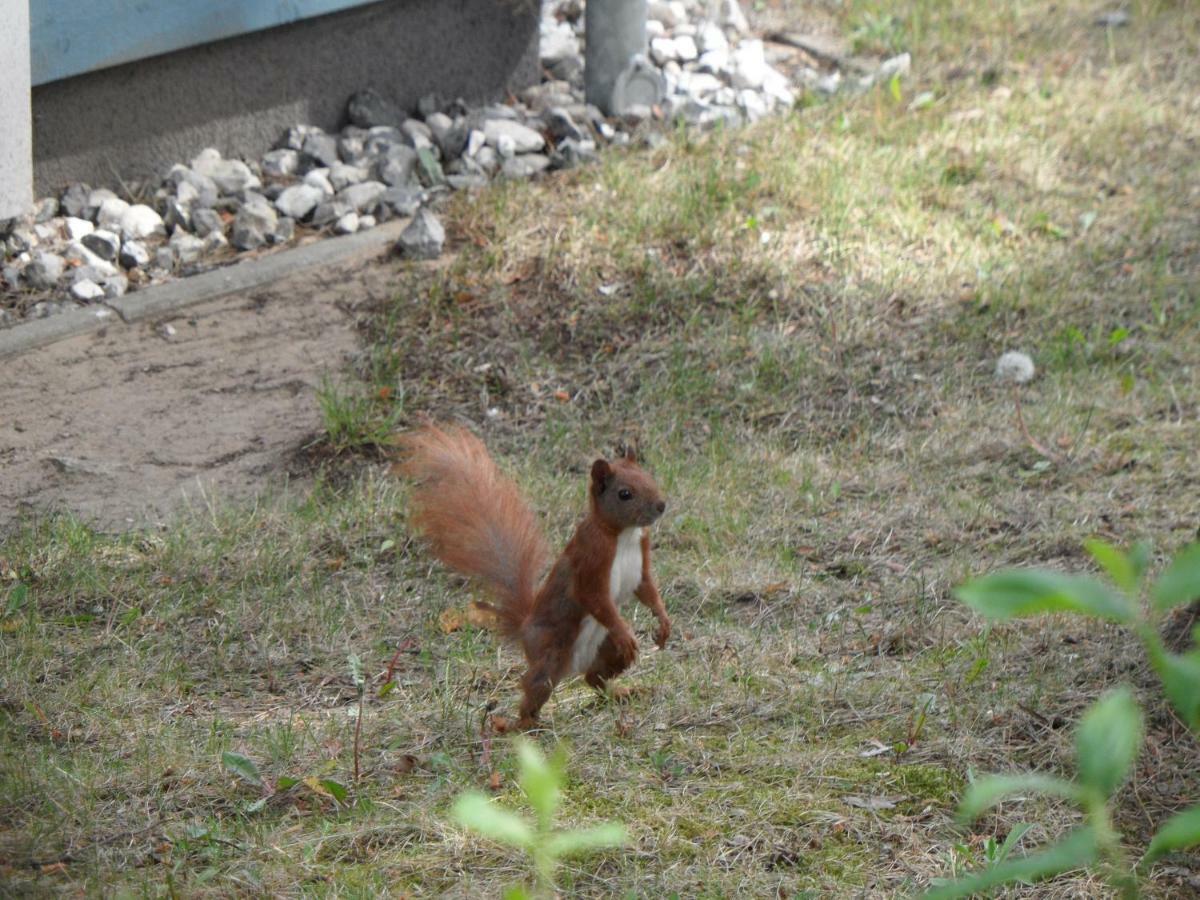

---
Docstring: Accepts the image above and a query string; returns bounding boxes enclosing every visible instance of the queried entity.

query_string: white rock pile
[1,0,910,329]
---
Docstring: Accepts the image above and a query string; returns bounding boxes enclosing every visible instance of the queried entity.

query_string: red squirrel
[398,424,670,729]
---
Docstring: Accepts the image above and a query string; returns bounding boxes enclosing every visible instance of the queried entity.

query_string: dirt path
[1,253,400,533]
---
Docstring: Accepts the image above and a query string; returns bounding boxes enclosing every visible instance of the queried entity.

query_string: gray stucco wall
[32,0,540,195]
[1,0,33,218]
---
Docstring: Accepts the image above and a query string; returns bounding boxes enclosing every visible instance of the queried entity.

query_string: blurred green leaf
[1143,803,1200,868]
[516,739,561,831]
[4,583,29,617]
[1146,645,1200,730]
[922,828,1099,899]
[1152,543,1200,612]
[1084,539,1138,594]
[958,774,1081,822]
[544,823,627,858]
[1129,541,1152,583]
[1075,688,1142,797]
[320,779,349,804]
[221,751,264,789]
[275,776,299,791]
[453,793,534,849]
[956,570,1134,623]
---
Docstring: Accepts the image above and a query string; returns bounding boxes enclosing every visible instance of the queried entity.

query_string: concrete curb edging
[0,218,408,360]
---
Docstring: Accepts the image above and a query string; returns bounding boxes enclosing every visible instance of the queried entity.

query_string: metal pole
[584,0,647,114]
[0,0,33,218]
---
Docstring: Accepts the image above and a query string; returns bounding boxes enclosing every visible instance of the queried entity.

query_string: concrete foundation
[32,0,540,196]
[1,0,33,218]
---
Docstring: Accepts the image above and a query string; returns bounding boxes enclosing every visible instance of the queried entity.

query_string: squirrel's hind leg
[584,636,635,702]
[515,638,570,730]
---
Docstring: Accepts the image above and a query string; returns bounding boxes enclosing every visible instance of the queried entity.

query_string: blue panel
[31,0,385,86]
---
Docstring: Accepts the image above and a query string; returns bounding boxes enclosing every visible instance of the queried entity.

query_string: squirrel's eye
[618,488,633,501]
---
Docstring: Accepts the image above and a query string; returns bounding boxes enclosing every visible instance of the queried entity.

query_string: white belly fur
[570,527,644,674]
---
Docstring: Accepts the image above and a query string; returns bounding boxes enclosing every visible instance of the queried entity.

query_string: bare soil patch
[1,254,400,533]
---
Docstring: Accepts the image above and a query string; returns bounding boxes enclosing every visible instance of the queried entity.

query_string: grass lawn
[3,0,1198,895]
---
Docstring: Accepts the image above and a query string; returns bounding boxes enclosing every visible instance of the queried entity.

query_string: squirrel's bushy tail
[398,424,548,641]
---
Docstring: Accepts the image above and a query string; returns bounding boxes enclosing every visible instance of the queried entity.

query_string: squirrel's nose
[656,500,666,514]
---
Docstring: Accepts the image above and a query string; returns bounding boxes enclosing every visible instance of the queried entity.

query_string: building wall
[1,0,33,218]
[32,0,540,195]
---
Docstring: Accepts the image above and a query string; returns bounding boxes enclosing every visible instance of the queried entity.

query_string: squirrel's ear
[591,459,613,494]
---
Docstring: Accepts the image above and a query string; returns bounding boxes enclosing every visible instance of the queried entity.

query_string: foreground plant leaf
[922,828,1099,900]
[956,570,1135,623]
[221,751,264,789]
[1075,688,1142,798]
[452,792,534,849]
[1143,803,1200,868]
[1152,543,1200,612]
[958,774,1083,822]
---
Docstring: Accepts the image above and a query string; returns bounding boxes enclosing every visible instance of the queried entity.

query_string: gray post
[585,0,647,114]
[0,0,33,219]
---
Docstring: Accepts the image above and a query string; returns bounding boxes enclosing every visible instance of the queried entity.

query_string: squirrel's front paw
[653,615,671,649]
[611,626,639,665]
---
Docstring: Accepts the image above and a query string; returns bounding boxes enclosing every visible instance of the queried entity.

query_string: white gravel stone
[86,188,119,219]
[501,154,551,179]
[540,20,579,65]
[191,208,224,239]
[338,180,387,213]
[482,119,545,154]
[64,217,95,241]
[329,162,368,191]
[169,231,206,265]
[96,196,130,230]
[70,279,105,301]
[25,251,66,289]
[674,35,699,62]
[396,207,444,259]
[203,230,229,254]
[358,215,376,230]
[303,168,336,196]
[119,240,151,269]
[261,148,301,178]
[334,212,360,234]
[191,149,262,196]
[275,183,325,220]
[731,39,768,89]
[697,21,729,54]
[720,0,750,33]
[232,201,277,251]
[120,204,166,241]
[64,242,118,278]
[103,274,129,299]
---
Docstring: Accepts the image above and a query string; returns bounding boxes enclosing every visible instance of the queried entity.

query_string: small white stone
[120,204,166,241]
[303,168,335,196]
[731,39,768,90]
[96,196,130,230]
[64,217,95,240]
[674,34,699,63]
[482,119,544,154]
[697,21,729,54]
[71,278,105,301]
[334,212,360,234]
